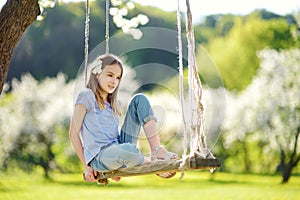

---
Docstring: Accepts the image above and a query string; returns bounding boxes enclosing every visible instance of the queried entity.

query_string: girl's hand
[84,166,98,182]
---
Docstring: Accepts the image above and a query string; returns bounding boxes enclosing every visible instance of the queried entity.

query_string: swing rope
[84,0,90,86]
[84,0,110,85]
[185,0,210,154]
[176,0,188,159]
[186,0,207,153]
[105,0,110,54]
[178,0,216,175]
[176,0,189,178]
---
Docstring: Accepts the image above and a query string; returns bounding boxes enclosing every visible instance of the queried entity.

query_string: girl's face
[97,64,122,97]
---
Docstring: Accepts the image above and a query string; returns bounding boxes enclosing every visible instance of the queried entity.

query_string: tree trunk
[0,0,40,92]
[281,128,300,184]
[282,164,292,183]
[242,140,251,172]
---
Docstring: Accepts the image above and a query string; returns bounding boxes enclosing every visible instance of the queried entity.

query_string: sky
[0,0,299,21]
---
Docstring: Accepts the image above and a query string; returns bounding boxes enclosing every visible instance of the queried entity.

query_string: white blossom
[126,2,135,10]
[137,14,149,25]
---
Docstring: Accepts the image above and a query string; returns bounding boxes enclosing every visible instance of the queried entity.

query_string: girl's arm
[69,104,98,182]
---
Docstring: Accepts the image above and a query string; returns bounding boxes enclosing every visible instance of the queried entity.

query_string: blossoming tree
[223,49,300,183]
[0,74,74,177]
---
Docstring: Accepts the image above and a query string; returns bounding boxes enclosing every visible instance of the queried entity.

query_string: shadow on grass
[55,179,136,188]
[51,174,251,189]
[48,173,197,189]
[48,175,152,188]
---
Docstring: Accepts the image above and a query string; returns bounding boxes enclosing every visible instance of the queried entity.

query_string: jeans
[90,94,157,172]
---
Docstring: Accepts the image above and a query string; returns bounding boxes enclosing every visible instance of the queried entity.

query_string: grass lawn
[0,171,299,200]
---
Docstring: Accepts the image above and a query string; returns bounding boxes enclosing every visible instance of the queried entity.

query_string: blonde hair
[86,54,123,115]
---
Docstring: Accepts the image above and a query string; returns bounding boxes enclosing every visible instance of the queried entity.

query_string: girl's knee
[131,93,148,104]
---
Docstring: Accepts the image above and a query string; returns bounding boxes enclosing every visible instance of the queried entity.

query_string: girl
[69,54,178,184]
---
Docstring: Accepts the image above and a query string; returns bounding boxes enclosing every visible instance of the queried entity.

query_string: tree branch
[0,0,40,92]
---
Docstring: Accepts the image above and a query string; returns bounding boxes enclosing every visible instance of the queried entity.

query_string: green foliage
[133,4,177,29]
[0,92,13,107]
[223,138,280,173]
[52,125,82,173]
[204,13,298,91]
[195,14,238,42]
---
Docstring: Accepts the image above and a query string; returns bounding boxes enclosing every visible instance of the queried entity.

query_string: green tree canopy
[205,14,298,91]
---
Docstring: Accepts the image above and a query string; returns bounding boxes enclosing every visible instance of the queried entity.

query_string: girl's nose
[112,77,118,84]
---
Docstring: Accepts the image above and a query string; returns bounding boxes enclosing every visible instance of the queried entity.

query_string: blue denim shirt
[75,89,119,165]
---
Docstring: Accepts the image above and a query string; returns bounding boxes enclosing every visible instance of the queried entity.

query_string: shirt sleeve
[75,89,95,111]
